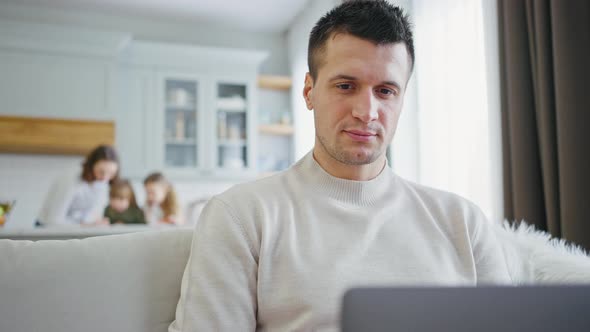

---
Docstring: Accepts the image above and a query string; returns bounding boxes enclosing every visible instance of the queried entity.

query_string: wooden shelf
[258,75,292,90]
[0,115,115,155]
[258,124,294,136]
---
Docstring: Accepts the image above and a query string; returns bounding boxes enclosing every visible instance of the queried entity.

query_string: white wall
[287,0,340,160]
[0,154,82,228]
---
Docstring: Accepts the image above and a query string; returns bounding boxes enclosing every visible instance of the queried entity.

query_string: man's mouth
[343,129,377,142]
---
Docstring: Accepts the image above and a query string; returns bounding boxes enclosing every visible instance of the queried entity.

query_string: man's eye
[378,88,395,96]
[336,83,353,90]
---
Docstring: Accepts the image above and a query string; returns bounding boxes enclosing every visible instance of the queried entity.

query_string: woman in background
[36,145,119,226]
[143,172,182,225]
[103,179,145,225]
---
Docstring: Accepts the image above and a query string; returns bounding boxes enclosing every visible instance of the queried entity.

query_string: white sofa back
[1,222,589,332]
[0,229,193,332]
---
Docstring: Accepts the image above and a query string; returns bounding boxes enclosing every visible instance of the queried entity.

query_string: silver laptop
[341,286,590,332]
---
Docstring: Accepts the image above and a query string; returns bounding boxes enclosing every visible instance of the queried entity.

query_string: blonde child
[143,172,182,225]
[103,179,145,224]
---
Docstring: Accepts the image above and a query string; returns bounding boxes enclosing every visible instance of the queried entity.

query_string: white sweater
[37,171,109,226]
[170,152,511,332]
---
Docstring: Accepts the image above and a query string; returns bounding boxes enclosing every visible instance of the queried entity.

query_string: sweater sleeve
[169,197,258,332]
[37,174,78,225]
[81,184,108,225]
[469,204,512,284]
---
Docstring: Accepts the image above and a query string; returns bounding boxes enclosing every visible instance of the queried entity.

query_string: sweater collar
[294,150,395,206]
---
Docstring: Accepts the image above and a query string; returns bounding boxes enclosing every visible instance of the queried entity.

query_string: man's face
[304,33,412,167]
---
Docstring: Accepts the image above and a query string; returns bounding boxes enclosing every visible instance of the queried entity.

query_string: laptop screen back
[341,286,590,332]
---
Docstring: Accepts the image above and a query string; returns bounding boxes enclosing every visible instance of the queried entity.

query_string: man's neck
[312,147,386,181]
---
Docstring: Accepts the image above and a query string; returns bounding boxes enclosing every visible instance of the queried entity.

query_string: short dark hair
[307,0,414,81]
[81,145,120,183]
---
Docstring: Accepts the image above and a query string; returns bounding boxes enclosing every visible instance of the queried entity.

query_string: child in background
[143,172,182,225]
[103,179,145,224]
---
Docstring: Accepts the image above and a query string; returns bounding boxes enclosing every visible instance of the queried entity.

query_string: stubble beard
[316,132,382,166]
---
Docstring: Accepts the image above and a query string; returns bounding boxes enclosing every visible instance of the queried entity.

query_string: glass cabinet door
[163,79,198,168]
[216,83,248,170]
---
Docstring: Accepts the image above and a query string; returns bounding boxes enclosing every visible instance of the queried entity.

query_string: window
[392,0,503,222]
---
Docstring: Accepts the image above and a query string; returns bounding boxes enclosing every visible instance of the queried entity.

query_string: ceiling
[0,0,310,33]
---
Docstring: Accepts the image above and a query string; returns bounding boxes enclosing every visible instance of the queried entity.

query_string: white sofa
[1,223,589,332]
[0,229,193,332]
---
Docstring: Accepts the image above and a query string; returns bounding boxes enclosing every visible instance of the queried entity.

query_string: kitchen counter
[0,224,193,241]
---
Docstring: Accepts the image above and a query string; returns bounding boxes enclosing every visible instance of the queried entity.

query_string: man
[169,1,510,331]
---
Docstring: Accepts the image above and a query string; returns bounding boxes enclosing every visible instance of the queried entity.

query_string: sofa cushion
[0,229,193,332]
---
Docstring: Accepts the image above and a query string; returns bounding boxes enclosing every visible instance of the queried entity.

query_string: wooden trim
[0,116,115,155]
[258,75,292,90]
[258,124,294,136]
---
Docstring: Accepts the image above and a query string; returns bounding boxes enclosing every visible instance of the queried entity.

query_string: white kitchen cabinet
[212,79,256,176]
[0,20,130,121]
[156,73,205,176]
[119,41,267,180]
[0,21,268,181]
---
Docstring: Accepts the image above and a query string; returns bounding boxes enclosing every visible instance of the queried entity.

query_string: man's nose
[351,89,379,123]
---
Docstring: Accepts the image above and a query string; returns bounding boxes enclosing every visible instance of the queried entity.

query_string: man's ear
[303,73,314,110]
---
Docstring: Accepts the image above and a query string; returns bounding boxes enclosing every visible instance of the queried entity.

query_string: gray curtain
[498,0,590,249]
